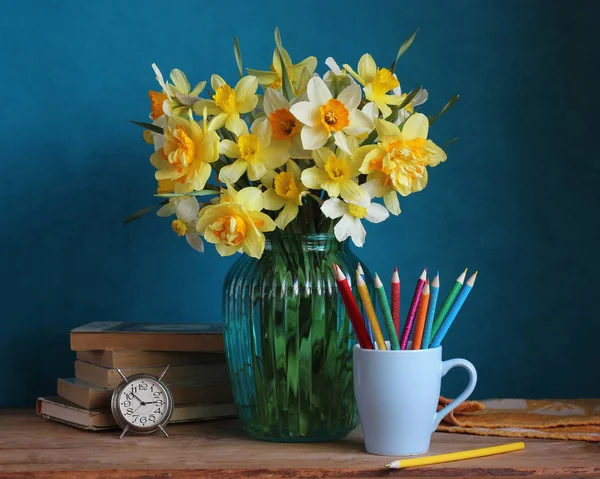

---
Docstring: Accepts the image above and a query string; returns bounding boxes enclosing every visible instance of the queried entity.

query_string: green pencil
[374,273,400,350]
[430,269,467,339]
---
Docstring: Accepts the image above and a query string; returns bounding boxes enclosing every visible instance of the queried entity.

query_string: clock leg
[159,425,169,438]
[119,425,129,439]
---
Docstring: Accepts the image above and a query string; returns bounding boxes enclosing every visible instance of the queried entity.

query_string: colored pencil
[421,272,440,349]
[430,269,467,339]
[430,272,478,348]
[374,274,400,350]
[391,268,400,338]
[356,272,387,350]
[399,269,427,350]
[357,262,365,277]
[333,264,374,349]
[411,281,430,350]
[386,442,524,469]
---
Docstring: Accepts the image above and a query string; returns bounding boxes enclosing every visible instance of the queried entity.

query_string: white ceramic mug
[353,342,477,456]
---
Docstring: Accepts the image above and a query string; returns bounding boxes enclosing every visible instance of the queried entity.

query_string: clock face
[117,377,171,429]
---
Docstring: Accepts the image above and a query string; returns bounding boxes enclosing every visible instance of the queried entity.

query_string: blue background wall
[1,1,598,406]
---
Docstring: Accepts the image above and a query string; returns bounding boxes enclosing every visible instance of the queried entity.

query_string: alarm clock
[110,366,174,439]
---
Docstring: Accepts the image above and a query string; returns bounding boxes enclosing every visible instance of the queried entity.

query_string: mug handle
[432,358,477,432]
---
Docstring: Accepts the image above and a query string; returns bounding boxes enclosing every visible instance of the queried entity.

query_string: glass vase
[222,232,372,442]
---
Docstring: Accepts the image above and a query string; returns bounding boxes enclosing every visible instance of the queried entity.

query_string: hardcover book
[70,322,224,352]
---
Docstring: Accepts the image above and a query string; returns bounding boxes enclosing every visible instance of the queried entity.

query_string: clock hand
[131,393,146,405]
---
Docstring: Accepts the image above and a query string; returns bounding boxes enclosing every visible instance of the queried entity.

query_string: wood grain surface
[0,409,598,478]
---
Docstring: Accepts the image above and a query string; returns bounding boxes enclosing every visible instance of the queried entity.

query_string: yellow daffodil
[247,48,317,95]
[356,113,446,215]
[157,197,205,252]
[262,160,308,229]
[196,186,275,258]
[150,115,219,191]
[321,192,389,247]
[301,146,369,206]
[343,54,405,119]
[393,84,429,124]
[156,178,194,195]
[151,63,206,122]
[218,118,289,183]
[193,75,258,137]
[253,88,310,159]
[289,76,372,154]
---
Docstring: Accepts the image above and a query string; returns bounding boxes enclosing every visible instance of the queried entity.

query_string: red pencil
[333,264,374,349]
[391,268,400,338]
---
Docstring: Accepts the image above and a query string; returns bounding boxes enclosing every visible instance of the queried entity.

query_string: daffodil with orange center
[301,145,369,206]
[150,114,219,191]
[196,186,275,258]
[193,74,258,137]
[355,113,446,215]
[262,160,309,229]
[218,118,289,183]
[343,54,406,119]
[290,76,372,154]
[253,88,310,160]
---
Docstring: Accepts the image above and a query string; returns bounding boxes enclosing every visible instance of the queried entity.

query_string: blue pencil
[421,271,440,348]
[430,272,478,348]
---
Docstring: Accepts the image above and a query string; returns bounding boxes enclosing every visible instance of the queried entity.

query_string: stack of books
[37,322,236,430]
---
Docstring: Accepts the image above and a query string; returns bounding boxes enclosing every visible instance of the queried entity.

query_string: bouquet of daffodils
[133,29,456,259]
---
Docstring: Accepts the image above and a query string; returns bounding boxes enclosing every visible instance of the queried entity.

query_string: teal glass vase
[222,233,372,442]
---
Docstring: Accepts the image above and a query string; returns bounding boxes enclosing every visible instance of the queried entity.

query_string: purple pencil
[400,269,427,349]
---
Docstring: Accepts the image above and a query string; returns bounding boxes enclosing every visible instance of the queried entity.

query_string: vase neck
[264,233,346,253]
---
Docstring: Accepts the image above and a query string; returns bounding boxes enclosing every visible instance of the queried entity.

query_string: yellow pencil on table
[386,442,525,469]
[356,271,387,350]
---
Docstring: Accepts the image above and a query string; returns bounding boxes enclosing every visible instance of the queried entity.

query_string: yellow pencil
[356,272,387,350]
[385,442,525,469]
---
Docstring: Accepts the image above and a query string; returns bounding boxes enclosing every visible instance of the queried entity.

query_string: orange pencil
[411,281,430,350]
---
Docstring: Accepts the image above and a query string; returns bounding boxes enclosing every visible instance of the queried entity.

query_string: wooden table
[0,410,598,478]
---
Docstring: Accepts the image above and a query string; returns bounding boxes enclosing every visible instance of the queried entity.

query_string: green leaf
[130,121,163,134]
[272,29,294,100]
[234,35,243,79]
[122,201,167,225]
[397,85,422,110]
[390,28,419,74]
[274,27,283,49]
[441,137,458,147]
[155,190,219,198]
[428,94,459,126]
[276,48,294,101]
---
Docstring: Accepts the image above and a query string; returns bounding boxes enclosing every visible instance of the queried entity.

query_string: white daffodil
[262,160,309,229]
[157,196,204,252]
[253,88,310,159]
[193,75,259,137]
[218,117,289,183]
[301,145,369,206]
[289,76,372,155]
[321,193,389,247]
[393,84,429,124]
[323,57,354,96]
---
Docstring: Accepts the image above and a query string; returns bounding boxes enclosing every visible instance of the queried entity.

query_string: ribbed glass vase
[222,232,372,442]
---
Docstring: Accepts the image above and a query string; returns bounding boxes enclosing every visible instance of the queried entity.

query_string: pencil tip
[394,266,398,273]
[385,464,391,468]
[357,262,364,275]
[392,268,399,282]
[420,268,427,280]
[374,273,383,288]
